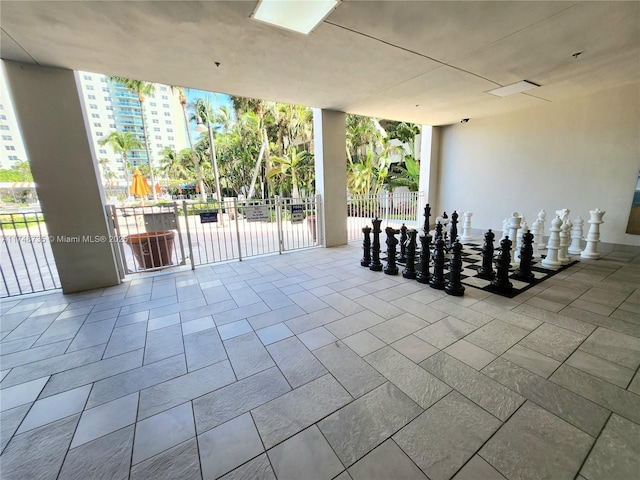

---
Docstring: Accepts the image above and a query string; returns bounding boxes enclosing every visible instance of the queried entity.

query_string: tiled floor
[1,241,640,480]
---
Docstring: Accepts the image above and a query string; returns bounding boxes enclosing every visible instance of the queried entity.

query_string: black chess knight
[398,224,408,263]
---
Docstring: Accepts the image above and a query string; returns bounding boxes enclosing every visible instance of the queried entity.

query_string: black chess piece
[402,229,418,279]
[430,238,446,289]
[416,232,431,284]
[398,224,408,263]
[384,227,400,275]
[477,229,496,280]
[361,226,372,267]
[513,230,535,281]
[491,236,513,292]
[445,240,465,296]
[449,211,459,247]
[423,203,431,234]
[369,217,383,271]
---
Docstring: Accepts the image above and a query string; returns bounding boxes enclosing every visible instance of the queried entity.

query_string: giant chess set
[360,205,606,298]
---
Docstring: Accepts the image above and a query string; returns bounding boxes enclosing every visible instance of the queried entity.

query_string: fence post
[182,200,196,270]
[106,205,126,280]
[275,195,284,254]
[234,197,242,261]
[315,193,323,246]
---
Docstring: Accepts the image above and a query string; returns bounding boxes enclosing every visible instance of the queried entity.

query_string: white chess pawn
[558,219,572,264]
[508,212,522,266]
[581,209,606,259]
[537,209,547,249]
[460,211,473,242]
[542,216,562,268]
[530,219,542,259]
[568,216,584,255]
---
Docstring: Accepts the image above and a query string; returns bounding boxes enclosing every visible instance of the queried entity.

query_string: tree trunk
[181,99,207,202]
[138,94,157,201]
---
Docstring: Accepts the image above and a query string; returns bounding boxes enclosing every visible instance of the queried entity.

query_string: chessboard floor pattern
[0,240,639,480]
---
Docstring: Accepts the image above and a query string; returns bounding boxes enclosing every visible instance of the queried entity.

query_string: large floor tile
[71,392,138,448]
[58,425,134,480]
[318,382,422,466]
[483,358,610,437]
[464,319,529,355]
[198,413,264,480]
[0,403,31,453]
[266,336,327,388]
[394,391,501,480]
[218,454,276,480]
[444,339,496,370]
[452,455,507,480]
[367,313,428,344]
[566,349,635,387]
[251,374,352,449]
[324,310,387,339]
[0,376,49,412]
[130,438,202,480]
[500,343,560,378]
[421,352,524,420]
[314,341,386,398]
[390,334,439,363]
[518,323,586,361]
[480,402,594,480]
[17,384,91,434]
[348,439,428,480]
[365,346,451,409]
[268,425,344,480]
[193,366,290,434]
[413,316,477,349]
[578,327,640,369]
[224,332,276,379]
[580,414,640,480]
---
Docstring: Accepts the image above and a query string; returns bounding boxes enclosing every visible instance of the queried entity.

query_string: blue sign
[291,204,304,224]
[199,212,218,223]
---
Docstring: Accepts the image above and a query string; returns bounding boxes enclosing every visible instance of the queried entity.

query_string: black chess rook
[361,226,372,267]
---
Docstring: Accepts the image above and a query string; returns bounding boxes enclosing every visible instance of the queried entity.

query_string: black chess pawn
[491,236,513,293]
[434,221,444,244]
[513,230,535,281]
[416,232,431,284]
[445,240,465,296]
[384,227,400,275]
[402,230,418,279]
[398,224,408,263]
[477,229,496,280]
[423,203,431,234]
[361,226,372,267]
[449,211,459,248]
[369,217,383,271]
[430,238,446,289]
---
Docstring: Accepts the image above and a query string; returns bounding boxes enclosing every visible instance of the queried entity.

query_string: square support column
[418,125,441,220]
[3,61,120,293]
[313,109,347,247]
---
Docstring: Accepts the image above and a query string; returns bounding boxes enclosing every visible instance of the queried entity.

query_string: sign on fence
[291,204,303,224]
[245,205,270,222]
[199,212,218,223]
[143,212,176,232]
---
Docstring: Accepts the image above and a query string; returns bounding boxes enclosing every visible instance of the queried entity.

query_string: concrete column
[418,125,441,220]
[3,61,120,293]
[313,109,347,247]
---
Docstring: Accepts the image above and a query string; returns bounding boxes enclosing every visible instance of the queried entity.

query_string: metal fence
[107,195,320,273]
[347,191,423,241]
[0,210,60,297]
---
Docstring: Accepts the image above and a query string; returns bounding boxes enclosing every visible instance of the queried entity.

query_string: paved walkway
[0,242,639,479]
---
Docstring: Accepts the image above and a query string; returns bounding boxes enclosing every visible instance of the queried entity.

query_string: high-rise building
[1,67,188,180]
[0,69,30,170]
[77,72,188,182]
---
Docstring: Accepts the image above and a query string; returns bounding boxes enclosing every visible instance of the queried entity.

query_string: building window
[90,105,98,110]
[99,149,107,154]
[91,113,99,118]
[108,115,114,119]
[5,146,16,151]
[0,125,9,130]
[86,85,94,90]
[160,86,168,92]
[163,103,170,108]
[168,136,174,140]
[109,124,116,128]
[101,77,108,83]
[83,74,92,80]
[165,120,171,124]
[164,112,171,117]
[167,128,173,132]
[94,123,102,127]
[151,111,158,116]
[104,97,110,102]
[150,102,156,107]
[153,119,159,124]
[0,115,7,120]
[88,95,96,100]
[154,127,161,132]
[8,155,18,160]
[96,132,103,137]
[162,95,169,100]
[103,87,109,92]
[156,143,163,148]
[170,144,176,149]
[2,135,13,141]
[155,135,161,140]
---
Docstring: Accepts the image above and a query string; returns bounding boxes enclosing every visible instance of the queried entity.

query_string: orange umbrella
[130,168,151,197]
[154,183,162,195]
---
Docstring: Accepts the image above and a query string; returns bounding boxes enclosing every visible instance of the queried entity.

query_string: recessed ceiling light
[252,0,340,35]
[487,80,540,98]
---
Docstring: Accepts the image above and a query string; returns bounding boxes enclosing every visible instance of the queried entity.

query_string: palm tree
[109,76,157,200]
[159,146,192,181]
[98,131,143,194]
[11,160,32,181]
[268,149,313,198]
[172,86,207,202]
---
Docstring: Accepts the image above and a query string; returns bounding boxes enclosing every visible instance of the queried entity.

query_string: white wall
[438,82,640,246]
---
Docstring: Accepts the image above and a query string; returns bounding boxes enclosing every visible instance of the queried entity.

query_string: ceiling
[1,1,638,126]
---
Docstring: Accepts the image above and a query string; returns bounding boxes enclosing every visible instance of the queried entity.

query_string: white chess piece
[501,217,509,240]
[558,219,572,264]
[568,216,584,255]
[537,209,547,249]
[581,209,606,259]
[530,219,542,259]
[556,208,570,223]
[508,212,522,266]
[515,218,528,261]
[541,216,562,268]
[460,211,473,242]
